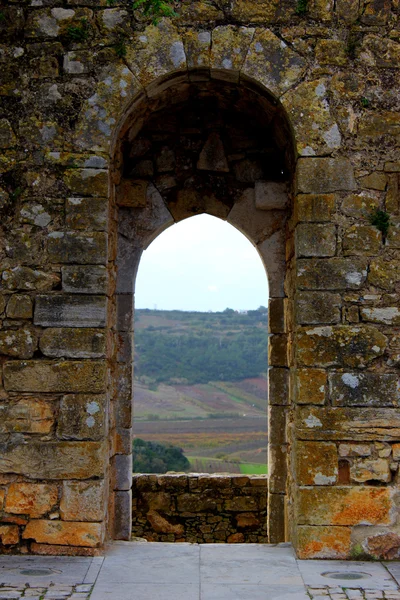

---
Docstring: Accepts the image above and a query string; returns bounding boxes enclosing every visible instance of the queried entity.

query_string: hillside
[133,308,269,472]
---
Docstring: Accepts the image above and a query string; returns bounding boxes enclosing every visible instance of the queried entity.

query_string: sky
[135,214,269,312]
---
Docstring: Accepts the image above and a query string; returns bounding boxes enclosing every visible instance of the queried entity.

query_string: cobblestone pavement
[0,584,93,600]
[307,588,400,600]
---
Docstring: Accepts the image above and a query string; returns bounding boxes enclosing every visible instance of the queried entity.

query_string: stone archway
[108,73,295,543]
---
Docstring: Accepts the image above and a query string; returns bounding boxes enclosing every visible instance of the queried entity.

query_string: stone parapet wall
[131,474,268,543]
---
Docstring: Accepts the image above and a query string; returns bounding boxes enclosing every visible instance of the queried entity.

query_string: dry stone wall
[0,0,399,559]
[131,474,268,543]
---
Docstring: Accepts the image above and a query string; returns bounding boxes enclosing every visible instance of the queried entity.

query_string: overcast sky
[135,214,269,312]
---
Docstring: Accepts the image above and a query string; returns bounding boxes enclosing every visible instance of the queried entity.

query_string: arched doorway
[108,73,295,543]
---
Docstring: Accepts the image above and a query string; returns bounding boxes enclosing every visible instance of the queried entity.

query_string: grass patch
[240,463,268,475]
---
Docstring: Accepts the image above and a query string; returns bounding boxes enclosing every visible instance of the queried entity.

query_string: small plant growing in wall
[360,97,370,108]
[369,208,391,241]
[132,0,178,21]
[67,18,90,42]
[114,35,128,58]
[296,0,308,15]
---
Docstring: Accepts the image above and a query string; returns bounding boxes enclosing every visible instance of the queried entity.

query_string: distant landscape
[133,308,269,474]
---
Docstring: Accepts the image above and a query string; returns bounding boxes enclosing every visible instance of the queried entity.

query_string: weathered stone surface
[268,334,288,367]
[339,443,372,457]
[296,224,336,257]
[4,360,106,393]
[315,40,347,66]
[111,454,132,491]
[341,193,379,219]
[298,487,392,526]
[116,179,148,208]
[62,266,107,295]
[297,158,357,193]
[57,394,106,441]
[64,169,108,197]
[5,483,58,518]
[47,232,107,265]
[295,368,326,405]
[296,325,387,368]
[23,520,103,547]
[210,26,254,75]
[343,225,381,256]
[268,298,285,333]
[66,197,107,231]
[297,258,368,290]
[0,328,37,359]
[230,0,282,22]
[40,328,106,358]
[147,510,184,536]
[296,406,400,441]
[2,266,60,291]
[297,526,351,559]
[369,258,400,291]
[257,230,286,297]
[358,111,400,140]
[363,531,400,560]
[361,306,400,326]
[296,291,341,324]
[0,397,55,434]
[0,441,105,479]
[255,181,287,210]
[182,29,211,69]
[34,295,106,328]
[350,458,391,483]
[294,194,335,223]
[329,372,399,407]
[268,444,287,494]
[242,29,306,97]
[268,368,289,406]
[60,480,105,522]
[6,294,33,319]
[197,133,229,172]
[283,80,341,156]
[0,525,19,546]
[297,442,338,486]
[125,21,186,87]
[359,171,387,191]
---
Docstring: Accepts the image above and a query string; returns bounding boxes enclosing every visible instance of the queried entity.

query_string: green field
[239,463,268,475]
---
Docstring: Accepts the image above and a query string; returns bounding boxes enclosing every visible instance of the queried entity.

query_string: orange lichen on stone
[297,525,351,559]
[331,488,392,526]
[22,520,103,547]
[0,525,19,546]
[5,483,58,518]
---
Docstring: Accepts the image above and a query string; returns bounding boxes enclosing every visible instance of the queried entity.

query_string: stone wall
[0,0,399,558]
[131,474,268,543]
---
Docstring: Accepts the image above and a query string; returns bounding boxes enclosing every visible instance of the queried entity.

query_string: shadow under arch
[109,70,296,545]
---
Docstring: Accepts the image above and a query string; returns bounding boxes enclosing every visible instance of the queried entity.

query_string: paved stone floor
[0,543,400,600]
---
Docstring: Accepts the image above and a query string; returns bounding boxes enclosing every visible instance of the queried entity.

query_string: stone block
[359,171,387,191]
[242,29,306,98]
[62,266,107,295]
[2,266,60,292]
[210,25,254,73]
[116,179,148,208]
[294,194,335,223]
[0,328,37,359]
[57,394,106,441]
[4,360,106,393]
[116,294,133,332]
[329,372,399,407]
[178,493,217,512]
[294,368,326,405]
[268,368,289,406]
[64,169,108,197]
[358,111,400,140]
[225,496,258,512]
[296,291,341,324]
[197,133,229,172]
[341,193,379,219]
[296,325,387,368]
[268,444,287,494]
[268,406,287,445]
[369,258,400,291]
[315,39,347,65]
[295,224,336,258]
[297,526,351,559]
[0,397,55,434]
[297,158,357,193]
[0,295,6,315]
[5,483,58,518]
[40,328,106,358]
[255,181,288,210]
[113,428,132,455]
[297,487,392,526]
[297,258,368,290]
[6,295,33,319]
[60,480,105,522]
[296,441,338,486]
[0,441,105,479]
[111,454,132,491]
[23,520,104,547]
[227,189,286,245]
[257,230,286,297]
[66,197,107,231]
[268,493,285,543]
[268,334,288,367]
[113,490,132,540]
[268,298,285,333]
[296,406,400,441]
[48,232,107,265]
[339,443,372,457]
[34,295,106,328]
[350,458,391,483]
[361,306,400,326]
[0,525,19,546]
[343,225,381,256]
